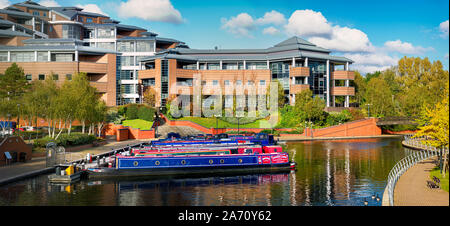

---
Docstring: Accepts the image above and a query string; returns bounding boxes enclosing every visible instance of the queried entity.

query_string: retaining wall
[304,118,381,137]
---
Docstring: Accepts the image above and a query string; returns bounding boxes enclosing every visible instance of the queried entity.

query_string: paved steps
[156,124,206,138]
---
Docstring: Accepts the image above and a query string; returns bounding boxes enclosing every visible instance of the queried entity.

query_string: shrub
[118,105,127,116]
[138,106,156,122]
[349,108,365,121]
[126,104,139,120]
[33,133,97,148]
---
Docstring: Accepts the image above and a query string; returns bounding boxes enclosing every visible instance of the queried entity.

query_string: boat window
[244,149,253,154]
[230,149,238,154]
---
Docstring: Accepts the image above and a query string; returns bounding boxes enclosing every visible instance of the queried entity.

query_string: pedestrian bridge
[376,117,417,126]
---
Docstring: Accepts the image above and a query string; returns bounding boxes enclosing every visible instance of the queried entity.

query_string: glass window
[52,74,59,80]
[142,78,155,86]
[120,56,134,66]
[39,74,45,80]
[10,52,34,62]
[0,52,8,62]
[207,63,220,70]
[97,42,115,51]
[260,80,266,86]
[66,74,72,81]
[119,70,134,80]
[224,80,230,86]
[136,41,154,52]
[86,18,93,23]
[51,53,73,62]
[97,28,114,38]
[246,62,267,70]
[117,41,134,52]
[33,11,40,16]
[236,80,242,85]
[26,74,32,81]
[37,52,48,61]
[62,25,81,39]
[212,80,218,86]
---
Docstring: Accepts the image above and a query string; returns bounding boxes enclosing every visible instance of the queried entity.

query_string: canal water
[0,137,412,206]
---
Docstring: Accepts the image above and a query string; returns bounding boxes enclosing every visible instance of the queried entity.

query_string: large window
[246,62,267,70]
[117,41,134,52]
[51,53,73,62]
[62,25,81,39]
[97,42,115,51]
[142,78,155,86]
[120,56,135,66]
[136,41,154,52]
[97,28,114,38]
[207,63,220,70]
[119,70,134,80]
[37,52,48,61]
[10,52,34,62]
[0,52,8,62]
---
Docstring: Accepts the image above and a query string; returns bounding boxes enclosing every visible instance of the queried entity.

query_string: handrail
[384,135,449,206]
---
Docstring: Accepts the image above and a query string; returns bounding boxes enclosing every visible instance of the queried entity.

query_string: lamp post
[17,104,20,129]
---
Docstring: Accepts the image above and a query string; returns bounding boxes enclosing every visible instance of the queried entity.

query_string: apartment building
[138,36,355,108]
[0,1,183,106]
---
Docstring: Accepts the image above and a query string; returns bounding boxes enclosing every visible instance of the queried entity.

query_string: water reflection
[0,137,410,206]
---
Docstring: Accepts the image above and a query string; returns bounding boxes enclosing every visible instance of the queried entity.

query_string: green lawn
[430,167,449,192]
[122,119,154,130]
[175,113,280,129]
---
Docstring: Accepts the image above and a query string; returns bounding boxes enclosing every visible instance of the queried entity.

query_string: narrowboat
[86,146,296,179]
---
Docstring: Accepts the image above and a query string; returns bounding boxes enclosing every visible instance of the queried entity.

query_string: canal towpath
[0,138,155,186]
[382,140,449,206]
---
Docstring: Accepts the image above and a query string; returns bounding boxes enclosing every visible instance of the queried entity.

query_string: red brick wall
[305,118,381,137]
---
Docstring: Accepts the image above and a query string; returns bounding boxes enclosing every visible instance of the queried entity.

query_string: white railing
[384,135,449,206]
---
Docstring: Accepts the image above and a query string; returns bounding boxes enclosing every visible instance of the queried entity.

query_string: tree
[143,87,157,107]
[364,77,395,117]
[295,89,326,124]
[266,79,285,109]
[0,63,31,129]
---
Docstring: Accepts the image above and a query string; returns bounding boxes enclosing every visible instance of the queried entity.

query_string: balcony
[290,84,310,94]
[78,62,107,74]
[289,66,309,77]
[331,71,355,80]
[139,69,158,80]
[331,87,355,96]
[90,81,108,93]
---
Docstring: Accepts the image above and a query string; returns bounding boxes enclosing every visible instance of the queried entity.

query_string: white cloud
[0,0,10,9]
[284,10,374,52]
[439,20,449,38]
[117,0,183,24]
[76,4,108,16]
[39,0,60,7]
[344,53,399,74]
[383,40,434,54]
[284,10,333,38]
[256,10,286,26]
[221,13,256,37]
[308,25,375,52]
[262,26,279,35]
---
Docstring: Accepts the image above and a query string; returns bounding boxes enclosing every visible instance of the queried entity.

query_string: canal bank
[277,134,402,142]
[0,138,155,186]
[382,139,449,206]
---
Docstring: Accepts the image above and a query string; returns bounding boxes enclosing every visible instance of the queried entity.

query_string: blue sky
[5,0,450,73]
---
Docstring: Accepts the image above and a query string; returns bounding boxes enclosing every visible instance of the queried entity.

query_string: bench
[426,180,440,189]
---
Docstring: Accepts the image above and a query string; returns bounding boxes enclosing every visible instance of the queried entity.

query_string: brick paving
[394,158,449,206]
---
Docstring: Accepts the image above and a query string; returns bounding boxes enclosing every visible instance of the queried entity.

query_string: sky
[2,0,449,74]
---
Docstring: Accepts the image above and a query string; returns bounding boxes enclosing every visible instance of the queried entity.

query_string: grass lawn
[430,167,449,192]
[122,119,153,130]
[175,113,280,129]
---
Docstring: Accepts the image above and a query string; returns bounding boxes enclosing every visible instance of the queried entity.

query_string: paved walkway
[0,138,155,185]
[393,158,449,206]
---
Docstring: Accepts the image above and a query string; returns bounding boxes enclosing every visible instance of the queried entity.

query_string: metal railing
[384,135,449,206]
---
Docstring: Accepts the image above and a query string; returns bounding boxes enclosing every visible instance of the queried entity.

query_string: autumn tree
[143,87,157,107]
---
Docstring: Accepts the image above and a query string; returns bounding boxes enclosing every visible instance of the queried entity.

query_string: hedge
[33,132,97,148]
[138,106,156,122]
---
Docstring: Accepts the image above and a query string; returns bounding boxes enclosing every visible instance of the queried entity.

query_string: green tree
[364,77,395,117]
[295,89,326,125]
